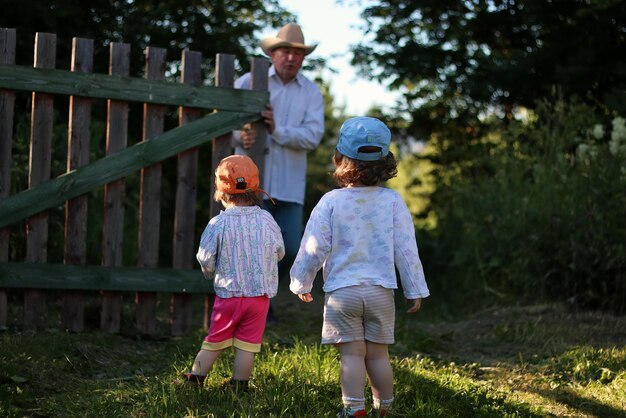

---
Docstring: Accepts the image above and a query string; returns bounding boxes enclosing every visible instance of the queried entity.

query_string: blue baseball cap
[336,117,391,161]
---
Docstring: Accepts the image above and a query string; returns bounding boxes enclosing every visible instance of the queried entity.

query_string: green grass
[1,285,625,417]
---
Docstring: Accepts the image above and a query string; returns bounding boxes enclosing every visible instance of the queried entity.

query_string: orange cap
[215,155,260,194]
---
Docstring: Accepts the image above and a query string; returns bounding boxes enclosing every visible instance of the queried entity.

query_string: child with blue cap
[290,117,430,417]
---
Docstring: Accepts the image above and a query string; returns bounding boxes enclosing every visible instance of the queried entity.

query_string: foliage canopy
[352,0,626,139]
[0,0,292,76]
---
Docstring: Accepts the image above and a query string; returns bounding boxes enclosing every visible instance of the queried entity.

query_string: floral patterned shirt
[197,205,285,298]
[290,187,429,300]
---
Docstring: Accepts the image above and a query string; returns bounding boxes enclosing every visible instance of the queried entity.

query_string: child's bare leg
[233,348,255,381]
[365,341,394,410]
[191,348,224,375]
[338,341,367,412]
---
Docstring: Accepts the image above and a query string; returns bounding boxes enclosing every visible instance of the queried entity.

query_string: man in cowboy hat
[233,23,324,321]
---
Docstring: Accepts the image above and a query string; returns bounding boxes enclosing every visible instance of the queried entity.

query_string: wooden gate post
[136,46,166,335]
[24,32,56,330]
[203,53,236,330]
[247,57,269,184]
[101,42,130,333]
[210,54,235,219]
[171,49,202,336]
[62,37,94,332]
[0,28,16,329]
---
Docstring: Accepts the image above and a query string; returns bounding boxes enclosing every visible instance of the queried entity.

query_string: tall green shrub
[426,100,625,313]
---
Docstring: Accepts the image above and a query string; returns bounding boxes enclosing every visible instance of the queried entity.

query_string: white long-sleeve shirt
[290,187,430,300]
[233,66,325,205]
[196,206,285,298]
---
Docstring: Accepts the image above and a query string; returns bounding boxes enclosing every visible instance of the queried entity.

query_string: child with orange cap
[184,155,284,389]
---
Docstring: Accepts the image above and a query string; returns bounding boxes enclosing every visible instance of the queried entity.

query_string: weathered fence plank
[0,64,268,112]
[0,28,16,329]
[63,37,94,332]
[24,32,56,330]
[101,42,130,333]
[204,53,237,329]
[136,47,166,335]
[171,49,203,336]
[247,57,270,185]
[0,263,210,293]
[210,54,236,219]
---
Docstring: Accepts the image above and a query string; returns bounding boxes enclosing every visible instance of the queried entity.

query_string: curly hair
[214,189,261,206]
[332,148,398,187]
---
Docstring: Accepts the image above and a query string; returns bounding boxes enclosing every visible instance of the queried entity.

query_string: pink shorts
[202,296,270,353]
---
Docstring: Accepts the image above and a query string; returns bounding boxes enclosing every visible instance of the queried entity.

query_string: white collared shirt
[233,67,325,205]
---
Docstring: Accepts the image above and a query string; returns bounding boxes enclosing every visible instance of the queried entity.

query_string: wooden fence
[0,29,270,336]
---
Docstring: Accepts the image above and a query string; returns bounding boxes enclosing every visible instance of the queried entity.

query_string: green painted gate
[0,28,270,335]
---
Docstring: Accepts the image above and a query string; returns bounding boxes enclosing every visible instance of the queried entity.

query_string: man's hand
[406,298,422,313]
[262,104,275,134]
[241,103,274,148]
[298,293,313,303]
[241,124,256,149]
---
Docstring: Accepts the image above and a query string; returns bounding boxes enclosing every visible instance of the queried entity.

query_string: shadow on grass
[161,369,340,417]
[168,365,544,417]
[396,302,626,366]
[531,387,626,418]
[392,366,543,418]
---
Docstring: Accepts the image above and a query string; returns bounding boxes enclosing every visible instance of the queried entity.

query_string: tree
[0,0,291,76]
[351,0,626,141]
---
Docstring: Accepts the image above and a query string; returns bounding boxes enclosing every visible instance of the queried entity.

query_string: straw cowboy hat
[260,23,317,56]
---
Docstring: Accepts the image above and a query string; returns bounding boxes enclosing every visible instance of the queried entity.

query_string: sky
[255,0,400,116]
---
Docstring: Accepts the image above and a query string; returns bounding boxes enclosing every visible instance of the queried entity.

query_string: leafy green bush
[423,99,625,313]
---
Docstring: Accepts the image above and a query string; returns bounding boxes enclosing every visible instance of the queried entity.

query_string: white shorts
[321,284,395,345]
